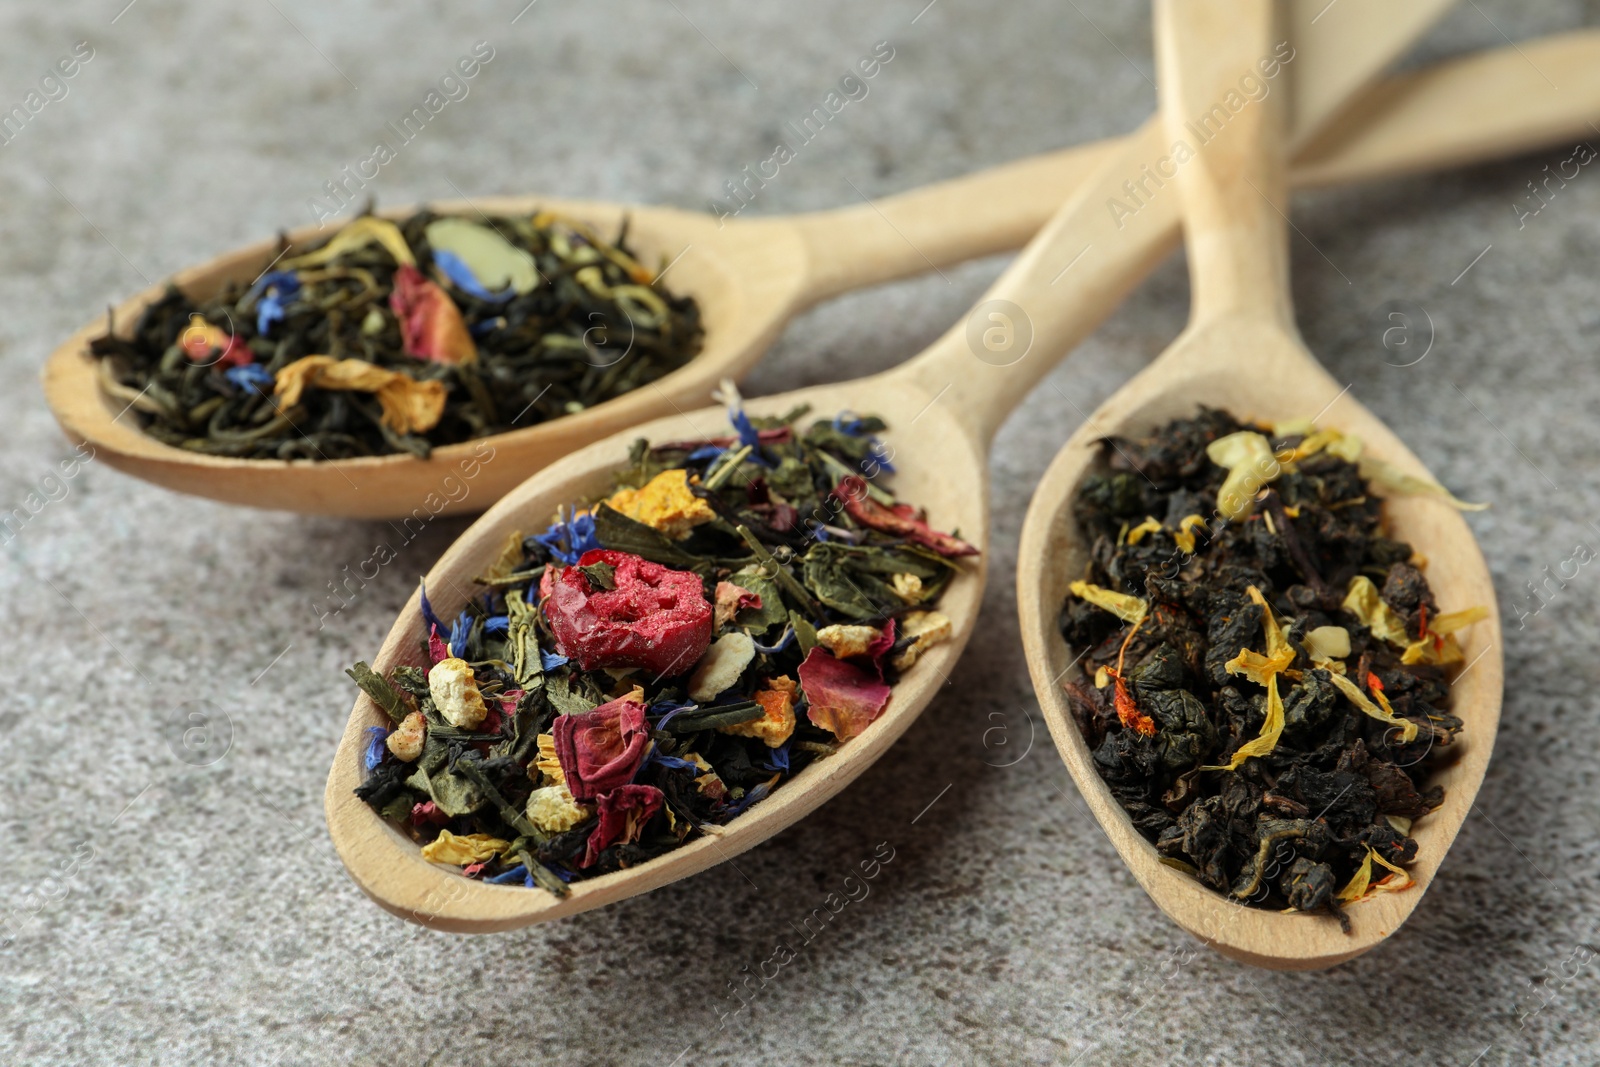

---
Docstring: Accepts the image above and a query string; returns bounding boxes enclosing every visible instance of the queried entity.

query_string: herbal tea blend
[349,401,972,891]
[1060,409,1487,927]
[90,210,702,459]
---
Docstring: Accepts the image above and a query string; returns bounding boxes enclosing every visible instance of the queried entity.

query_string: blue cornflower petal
[539,650,568,671]
[483,616,509,634]
[486,864,529,885]
[722,780,774,817]
[224,364,275,394]
[249,271,302,335]
[448,611,473,659]
[532,507,602,565]
[753,626,794,655]
[730,406,761,450]
[363,726,389,771]
[686,445,725,462]
[650,699,698,729]
[761,742,791,774]
[434,249,516,303]
[832,413,867,436]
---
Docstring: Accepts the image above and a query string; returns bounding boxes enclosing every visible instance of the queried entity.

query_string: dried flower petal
[273,355,447,434]
[177,314,254,368]
[390,264,477,364]
[581,784,664,868]
[1342,575,1414,647]
[1068,581,1147,626]
[831,475,978,557]
[713,580,761,629]
[1206,430,1280,520]
[419,830,509,866]
[799,647,891,741]
[552,693,651,801]
[284,216,417,269]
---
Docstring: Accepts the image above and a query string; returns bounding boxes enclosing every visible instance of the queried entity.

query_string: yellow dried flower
[419,830,509,866]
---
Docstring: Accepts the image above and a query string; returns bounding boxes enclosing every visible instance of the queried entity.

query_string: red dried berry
[540,548,712,675]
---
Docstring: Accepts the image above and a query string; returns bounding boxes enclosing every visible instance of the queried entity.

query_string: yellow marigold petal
[273,355,445,434]
[419,830,510,866]
[1338,846,1415,904]
[1320,662,1417,743]
[1069,581,1147,626]
[1337,849,1374,903]
[1173,514,1208,555]
[284,216,416,270]
[1204,673,1285,771]
[535,733,564,785]
[1206,431,1281,520]
[1341,576,1413,647]
[1124,516,1162,545]
[1358,454,1488,511]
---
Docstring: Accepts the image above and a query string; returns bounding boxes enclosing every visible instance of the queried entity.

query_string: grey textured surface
[3,2,1599,1064]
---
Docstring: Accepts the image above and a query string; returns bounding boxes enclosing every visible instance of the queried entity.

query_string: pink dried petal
[799,647,892,741]
[581,784,664,868]
[552,694,651,801]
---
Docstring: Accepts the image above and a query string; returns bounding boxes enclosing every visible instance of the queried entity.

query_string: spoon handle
[882,0,1435,445]
[1156,0,1292,331]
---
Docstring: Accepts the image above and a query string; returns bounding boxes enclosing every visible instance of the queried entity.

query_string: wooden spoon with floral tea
[319,2,1542,932]
[1016,0,1502,970]
[39,0,1465,521]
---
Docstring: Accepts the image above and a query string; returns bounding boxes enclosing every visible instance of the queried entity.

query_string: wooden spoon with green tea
[46,3,1590,520]
[319,3,1586,931]
[1017,0,1503,970]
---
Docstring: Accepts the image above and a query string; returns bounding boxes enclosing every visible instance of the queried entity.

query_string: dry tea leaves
[352,400,972,890]
[1060,408,1486,928]
[91,209,702,459]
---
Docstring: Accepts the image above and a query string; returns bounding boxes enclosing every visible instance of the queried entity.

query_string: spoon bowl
[1018,0,1503,969]
[324,370,986,930]
[1018,317,1503,970]
[42,159,1117,520]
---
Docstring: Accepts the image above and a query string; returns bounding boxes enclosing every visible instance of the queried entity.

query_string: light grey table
[2,2,1597,1064]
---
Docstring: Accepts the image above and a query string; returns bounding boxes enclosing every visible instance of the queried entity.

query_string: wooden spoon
[45,0,1559,520]
[322,2,1547,932]
[1017,0,1502,970]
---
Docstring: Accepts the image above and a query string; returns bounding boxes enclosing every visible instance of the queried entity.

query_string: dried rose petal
[540,549,712,676]
[831,476,978,557]
[552,693,651,801]
[798,647,892,741]
[581,783,665,868]
[389,263,477,364]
